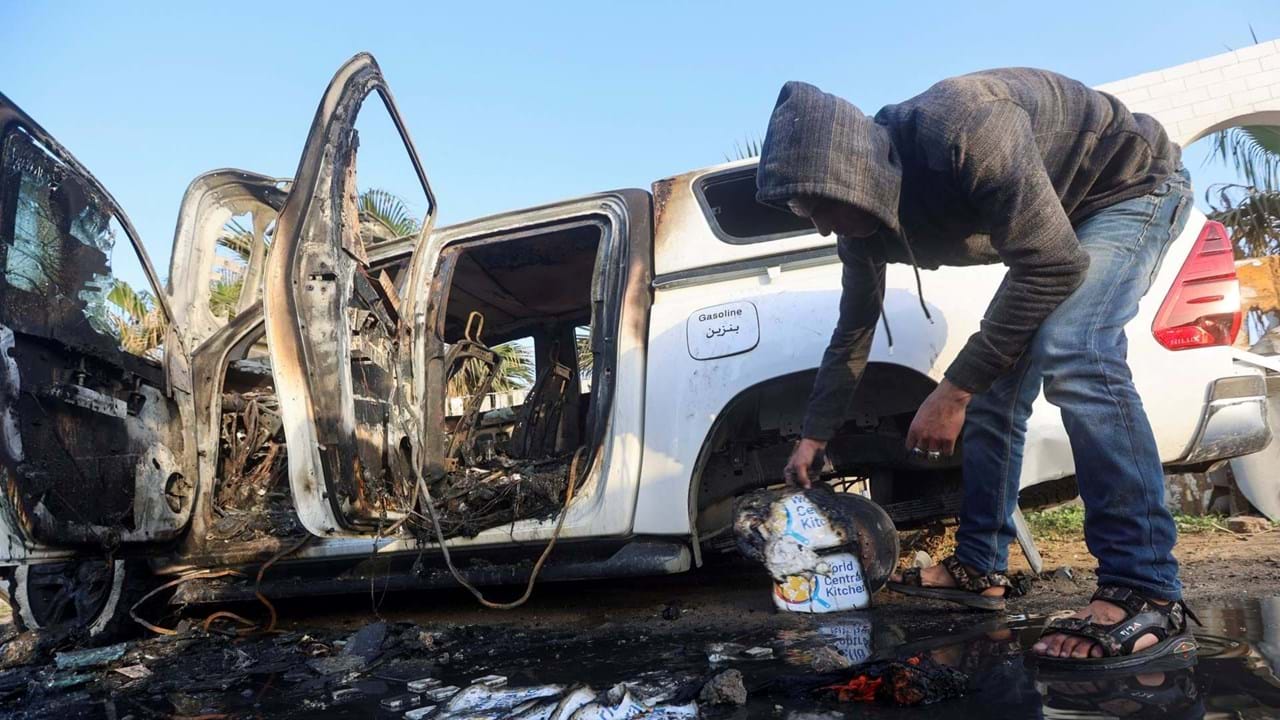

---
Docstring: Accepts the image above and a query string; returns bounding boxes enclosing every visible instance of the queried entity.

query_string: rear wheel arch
[686,363,938,537]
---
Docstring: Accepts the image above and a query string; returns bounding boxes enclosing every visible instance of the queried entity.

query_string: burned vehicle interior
[206,214,614,546]
[199,64,622,549]
[425,220,608,538]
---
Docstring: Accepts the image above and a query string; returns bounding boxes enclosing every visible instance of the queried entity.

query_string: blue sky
[2,1,1275,282]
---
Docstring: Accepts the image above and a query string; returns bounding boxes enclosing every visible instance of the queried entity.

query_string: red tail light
[1151,221,1241,350]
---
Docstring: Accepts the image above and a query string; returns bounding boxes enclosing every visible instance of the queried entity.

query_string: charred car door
[166,169,289,352]
[263,53,435,536]
[0,95,194,552]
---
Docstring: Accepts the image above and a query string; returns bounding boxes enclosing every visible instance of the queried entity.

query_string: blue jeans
[954,169,1193,601]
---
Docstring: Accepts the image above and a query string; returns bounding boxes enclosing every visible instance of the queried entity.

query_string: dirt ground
[1008,525,1280,612]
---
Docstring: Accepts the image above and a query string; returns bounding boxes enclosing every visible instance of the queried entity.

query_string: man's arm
[786,236,885,487]
[803,236,886,439]
[943,100,1091,394]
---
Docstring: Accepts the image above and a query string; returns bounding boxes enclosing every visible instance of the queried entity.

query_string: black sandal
[1033,585,1200,673]
[886,555,1011,611]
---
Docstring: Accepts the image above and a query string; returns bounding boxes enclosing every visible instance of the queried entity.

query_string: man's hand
[783,438,827,488]
[905,379,973,458]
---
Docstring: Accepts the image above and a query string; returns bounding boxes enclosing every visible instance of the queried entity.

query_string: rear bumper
[1174,372,1275,466]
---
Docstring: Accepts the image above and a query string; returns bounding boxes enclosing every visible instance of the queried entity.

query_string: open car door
[263,53,436,536]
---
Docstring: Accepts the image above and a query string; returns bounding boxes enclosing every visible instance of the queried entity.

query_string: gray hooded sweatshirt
[756,68,1180,441]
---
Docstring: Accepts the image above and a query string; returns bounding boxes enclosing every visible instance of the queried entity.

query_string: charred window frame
[428,213,622,457]
[694,166,814,245]
[0,120,173,366]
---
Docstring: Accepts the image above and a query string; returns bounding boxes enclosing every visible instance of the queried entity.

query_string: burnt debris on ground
[3,589,1280,719]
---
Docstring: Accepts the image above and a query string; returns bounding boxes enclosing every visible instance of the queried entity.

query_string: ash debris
[412,453,574,540]
[213,389,303,540]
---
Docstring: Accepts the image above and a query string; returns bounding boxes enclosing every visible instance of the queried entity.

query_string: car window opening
[428,221,606,539]
[698,167,814,244]
[1,127,169,365]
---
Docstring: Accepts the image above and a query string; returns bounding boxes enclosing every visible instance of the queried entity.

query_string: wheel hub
[24,559,115,629]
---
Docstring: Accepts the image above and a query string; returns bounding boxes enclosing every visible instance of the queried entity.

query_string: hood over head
[756,81,902,237]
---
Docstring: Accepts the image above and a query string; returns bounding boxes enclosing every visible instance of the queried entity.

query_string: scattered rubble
[661,601,682,621]
[341,620,386,663]
[474,673,508,687]
[786,644,854,674]
[112,664,152,680]
[699,668,747,706]
[0,625,77,671]
[423,684,460,702]
[705,641,745,664]
[307,654,365,676]
[54,642,127,671]
[444,681,564,714]
[407,676,442,692]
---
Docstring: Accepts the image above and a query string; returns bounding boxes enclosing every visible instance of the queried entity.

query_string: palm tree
[575,326,593,379]
[106,280,168,357]
[725,137,762,163]
[209,277,245,319]
[217,217,258,261]
[446,340,535,400]
[1205,125,1280,258]
[359,188,422,241]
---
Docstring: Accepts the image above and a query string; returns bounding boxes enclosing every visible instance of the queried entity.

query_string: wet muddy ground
[2,530,1279,718]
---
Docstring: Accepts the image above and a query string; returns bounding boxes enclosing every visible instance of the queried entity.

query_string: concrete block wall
[1096,40,1280,146]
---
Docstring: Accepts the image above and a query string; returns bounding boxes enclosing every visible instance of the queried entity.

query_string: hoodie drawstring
[872,260,894,351]
[870,232,932,354]
[896,234,933,324]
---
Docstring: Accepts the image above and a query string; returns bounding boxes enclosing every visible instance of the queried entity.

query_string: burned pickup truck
[1,53,1276,637]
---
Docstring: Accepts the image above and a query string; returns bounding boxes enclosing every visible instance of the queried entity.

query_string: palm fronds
[209,278,245,319]
[217,218,257,261]
[359,188,421,240]
[106,280,168,356]
[1209,126,1280,193]
[1205,123,1280,259]
[1206,183,1280,258]
[725,137,762,163]
[446,340,535,400]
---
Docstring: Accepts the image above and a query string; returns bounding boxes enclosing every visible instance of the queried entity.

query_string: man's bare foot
[889,563,1006,599]
[1033,599,1167,658]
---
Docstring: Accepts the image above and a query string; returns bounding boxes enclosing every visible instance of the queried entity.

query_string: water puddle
[6,597,1280,718]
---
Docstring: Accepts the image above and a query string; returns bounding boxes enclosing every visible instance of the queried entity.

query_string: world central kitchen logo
[789,498,829,532]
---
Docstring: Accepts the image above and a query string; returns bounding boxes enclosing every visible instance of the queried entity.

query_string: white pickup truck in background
[1,53,1276,638]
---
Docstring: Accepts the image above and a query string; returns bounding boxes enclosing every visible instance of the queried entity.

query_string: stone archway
[1096,39,1280,146]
